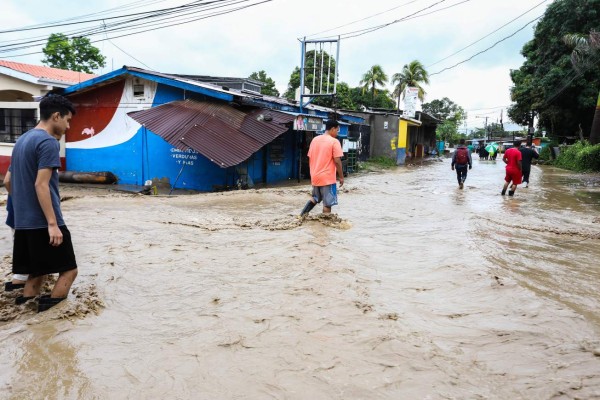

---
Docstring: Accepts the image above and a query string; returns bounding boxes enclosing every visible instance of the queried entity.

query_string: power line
[108,39,153,70]
[312,0,472,41]
[302,0,422,39]
[426,0,549,68]
[13,0,170,31]
[0,0,210,34]
[541,51,600,106]
[430,15,542,76]
[0,0,272,59]
[465,105,509,112]
[0,0,244,51]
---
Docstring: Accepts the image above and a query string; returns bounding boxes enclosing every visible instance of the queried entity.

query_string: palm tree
[563,30,600,144]
[391,60,430,111]
[359,65,388,108]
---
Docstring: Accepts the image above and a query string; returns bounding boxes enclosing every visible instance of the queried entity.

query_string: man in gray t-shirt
[4,94,79,312]
[9,129,65,229]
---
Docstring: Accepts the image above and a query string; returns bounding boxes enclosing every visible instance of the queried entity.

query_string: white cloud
[2,0,550,128]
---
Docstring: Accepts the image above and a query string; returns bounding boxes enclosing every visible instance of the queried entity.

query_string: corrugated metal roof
[128,100,295,168]
[0,60,96,84]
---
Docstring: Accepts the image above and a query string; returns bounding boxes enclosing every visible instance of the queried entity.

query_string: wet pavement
[1,157,599,399]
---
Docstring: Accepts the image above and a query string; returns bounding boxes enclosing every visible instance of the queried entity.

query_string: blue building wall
[67,134,144,184]
[265,130,298,184]
[66,80,303,191]
[143,128,228,191]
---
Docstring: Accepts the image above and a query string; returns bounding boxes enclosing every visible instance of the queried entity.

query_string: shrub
[554,141,600,172]
[539,146,553,162]
[360,156,397,170]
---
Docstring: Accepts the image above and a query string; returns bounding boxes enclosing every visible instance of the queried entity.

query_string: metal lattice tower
[298,37,341,109]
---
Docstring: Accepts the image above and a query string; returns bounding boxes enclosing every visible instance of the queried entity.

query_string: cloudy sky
[0,0,552,130]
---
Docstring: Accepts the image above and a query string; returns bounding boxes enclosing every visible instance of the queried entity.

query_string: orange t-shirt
[308,133,344,186]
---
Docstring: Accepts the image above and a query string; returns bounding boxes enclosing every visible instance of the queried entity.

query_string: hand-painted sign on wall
[170,148,198,166]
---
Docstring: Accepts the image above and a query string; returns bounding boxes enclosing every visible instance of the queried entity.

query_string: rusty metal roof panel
[245,108,296,126]
[181,119,262,168]
[128,100,293,168]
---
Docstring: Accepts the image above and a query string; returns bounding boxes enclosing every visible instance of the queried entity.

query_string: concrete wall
[0,75,47,100]
[351,112,400,159]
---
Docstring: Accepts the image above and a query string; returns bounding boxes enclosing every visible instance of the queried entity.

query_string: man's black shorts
[13,226,77,277]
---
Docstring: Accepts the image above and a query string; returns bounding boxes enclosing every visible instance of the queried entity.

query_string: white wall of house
[0,71,69,164]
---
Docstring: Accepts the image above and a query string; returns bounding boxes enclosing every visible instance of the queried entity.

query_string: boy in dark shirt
[519,144,539,188]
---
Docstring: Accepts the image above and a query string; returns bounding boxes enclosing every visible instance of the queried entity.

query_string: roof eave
[61,66,235,102]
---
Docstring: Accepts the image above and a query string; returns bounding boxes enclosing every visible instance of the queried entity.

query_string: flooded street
[1,157,600,399]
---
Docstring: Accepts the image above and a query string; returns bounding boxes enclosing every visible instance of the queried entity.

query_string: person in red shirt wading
[299,120,345,217]
[502,139,523,196]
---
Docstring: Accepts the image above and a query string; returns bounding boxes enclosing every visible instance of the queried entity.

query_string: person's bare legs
[23,275,45,297]
[501,180,511,195]
[12,274,27,285]
[51,268,78,298]
[323,206,331,213]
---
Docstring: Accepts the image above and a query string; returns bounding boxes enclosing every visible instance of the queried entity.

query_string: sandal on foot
[15,296,36,305]
[5,282,26,292]
[38,297,66,312]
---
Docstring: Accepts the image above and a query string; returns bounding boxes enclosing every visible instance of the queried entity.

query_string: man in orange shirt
[501,139,523,196]
[300,120,345,217]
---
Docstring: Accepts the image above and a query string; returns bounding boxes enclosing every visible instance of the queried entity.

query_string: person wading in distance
[451,138,472,189]
[501,139,523,197]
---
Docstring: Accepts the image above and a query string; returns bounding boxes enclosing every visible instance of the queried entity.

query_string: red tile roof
[0,60,96,84]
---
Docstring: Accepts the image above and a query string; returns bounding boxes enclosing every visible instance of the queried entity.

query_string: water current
[1,157,599,399]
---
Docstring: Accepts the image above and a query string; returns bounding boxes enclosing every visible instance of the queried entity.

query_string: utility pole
[476,115,489,142]
[527,110,535,146]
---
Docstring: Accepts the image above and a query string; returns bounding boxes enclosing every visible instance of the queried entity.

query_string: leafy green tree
[350,87,395,110]
[508,0,600,141]
[471,127,487,139]
[391,60,429,109]
[563,30,600,144]
[334,82,355,109]
[436,119,459,144]
[422,97,466,124]
[359,65,388,108]
[42,33,106,73]
[487,122,506,138]
[249,70,280,97]
[284,50,337,100]
[298,81,355,109]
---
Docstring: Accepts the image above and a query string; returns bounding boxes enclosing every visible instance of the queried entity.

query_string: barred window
[0,108,37,143]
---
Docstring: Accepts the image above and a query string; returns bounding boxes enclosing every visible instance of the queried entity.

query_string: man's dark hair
[39,94,76,120]
[459,138,466,145]
[325,120,340,131]
[513,139,522,147]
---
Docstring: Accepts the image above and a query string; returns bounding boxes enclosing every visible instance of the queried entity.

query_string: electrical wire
[430,15,542,76]
[11,0,170,31]
[315,0,472,41]
[108,39,153,70]
[0,0,272,59]
[426,0,550,68]
[302,0,422,39]
[0,0,209,34]
[0,0,243,51]
[541,51,600,106]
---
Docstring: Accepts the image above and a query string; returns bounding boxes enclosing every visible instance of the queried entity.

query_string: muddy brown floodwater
[1,157,600,399]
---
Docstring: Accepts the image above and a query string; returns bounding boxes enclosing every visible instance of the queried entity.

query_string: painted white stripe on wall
[67,78,157,150]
